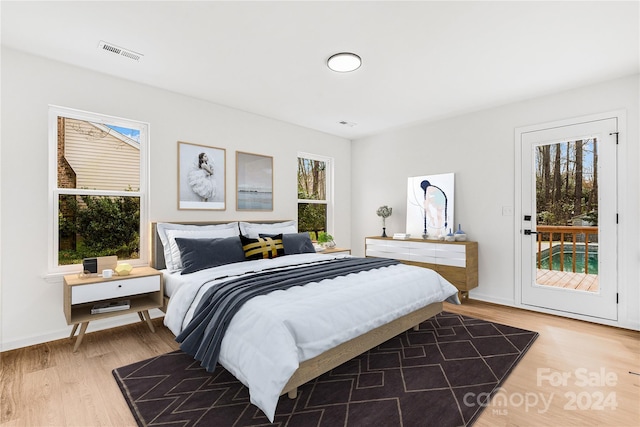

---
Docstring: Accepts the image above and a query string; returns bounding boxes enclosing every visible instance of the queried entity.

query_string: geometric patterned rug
[113,312,538,427]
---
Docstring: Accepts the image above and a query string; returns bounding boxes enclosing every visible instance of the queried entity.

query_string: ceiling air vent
[338,120,357,127]
[98,41,144,62]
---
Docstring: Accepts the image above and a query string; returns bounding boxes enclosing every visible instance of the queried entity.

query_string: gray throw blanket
[177,257,400,372]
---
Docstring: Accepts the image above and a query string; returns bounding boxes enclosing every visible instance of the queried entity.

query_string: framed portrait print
[178,141,226,210]
[236,151,273,211]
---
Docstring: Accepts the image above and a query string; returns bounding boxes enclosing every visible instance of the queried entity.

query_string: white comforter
[163,253,459,421]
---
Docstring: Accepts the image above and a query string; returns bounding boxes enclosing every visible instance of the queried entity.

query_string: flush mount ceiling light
[327,52,361,72]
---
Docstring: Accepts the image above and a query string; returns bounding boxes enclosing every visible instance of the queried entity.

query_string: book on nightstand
[91,299,130,314]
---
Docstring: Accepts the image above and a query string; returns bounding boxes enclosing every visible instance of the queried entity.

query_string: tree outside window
[535,139,598,227]
[297,154,332,239]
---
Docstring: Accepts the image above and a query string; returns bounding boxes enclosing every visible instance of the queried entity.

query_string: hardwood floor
[445,300,639,427]
[1,301,638,426]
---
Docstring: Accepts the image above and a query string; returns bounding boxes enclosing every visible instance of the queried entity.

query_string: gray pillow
[175,236,245,274]
[261,232,315,255]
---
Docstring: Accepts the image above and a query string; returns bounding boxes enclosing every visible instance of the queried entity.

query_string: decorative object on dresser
[365,236,478,301]
[236,151,273,211]
[376,205,392,237]
[63,266,163,351]
[406,173,454,240]
[177,141,226,210]
[393,232,411,240]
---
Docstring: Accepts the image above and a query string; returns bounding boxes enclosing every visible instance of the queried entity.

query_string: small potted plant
[376,205,392,237]
[317,231,335,248]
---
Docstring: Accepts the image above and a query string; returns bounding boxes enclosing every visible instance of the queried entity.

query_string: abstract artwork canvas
[178,141,226,210]
[406,173,455,239]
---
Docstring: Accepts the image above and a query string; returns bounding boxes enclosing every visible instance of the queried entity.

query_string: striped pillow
[240,234,285,260]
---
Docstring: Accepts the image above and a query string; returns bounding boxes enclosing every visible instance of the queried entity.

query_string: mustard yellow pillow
[240,234,285,260]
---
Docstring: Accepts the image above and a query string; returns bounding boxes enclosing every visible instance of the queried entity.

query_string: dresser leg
[73,322,89,352]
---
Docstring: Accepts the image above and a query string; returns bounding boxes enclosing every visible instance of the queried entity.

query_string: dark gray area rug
[113,312,538,426]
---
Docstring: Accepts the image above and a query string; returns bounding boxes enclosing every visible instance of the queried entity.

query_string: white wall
[2,47,637,351]
[0,48,351,351]
[350,74,639,330]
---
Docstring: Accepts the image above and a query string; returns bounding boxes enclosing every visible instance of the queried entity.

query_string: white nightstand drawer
[72,275,160,304]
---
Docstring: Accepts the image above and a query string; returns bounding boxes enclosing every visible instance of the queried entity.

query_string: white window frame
[48,105,150,275]
[297,152,334,235]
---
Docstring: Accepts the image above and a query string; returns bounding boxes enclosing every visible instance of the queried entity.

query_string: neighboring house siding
[57,117,77,250]
[57,117,76,189]
[64,118,140,191]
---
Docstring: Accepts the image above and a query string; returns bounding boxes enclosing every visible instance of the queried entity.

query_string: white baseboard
[0,309,165,352]
[467,291,515,307]
[469,292,639,331]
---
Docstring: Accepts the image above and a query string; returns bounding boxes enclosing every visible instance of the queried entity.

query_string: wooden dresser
[365,236,478,301]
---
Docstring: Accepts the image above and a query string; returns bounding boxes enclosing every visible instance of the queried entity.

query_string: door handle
[524,229,538,235]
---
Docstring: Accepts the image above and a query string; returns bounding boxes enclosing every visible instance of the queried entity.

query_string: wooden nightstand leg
[140,310,155,333]
[138,312,145,322]
[73,322,89,352]
[69,323,79,339]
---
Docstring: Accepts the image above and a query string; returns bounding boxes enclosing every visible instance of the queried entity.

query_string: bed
[151,221,460,422]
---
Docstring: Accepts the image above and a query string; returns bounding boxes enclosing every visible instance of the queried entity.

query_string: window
[49,106,149,273]
[297,153,333,238]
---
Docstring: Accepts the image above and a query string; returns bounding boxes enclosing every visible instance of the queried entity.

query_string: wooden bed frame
[281,301,442,398]
[150,221,444,398]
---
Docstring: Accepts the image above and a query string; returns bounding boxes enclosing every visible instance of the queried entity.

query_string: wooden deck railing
[535,225,598,274]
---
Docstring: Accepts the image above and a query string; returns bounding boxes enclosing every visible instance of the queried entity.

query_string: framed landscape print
[178,141,226,210]
[406,173,455,239]
[236,151,273,211]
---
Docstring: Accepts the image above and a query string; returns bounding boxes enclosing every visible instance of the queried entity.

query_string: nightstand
[318,247,351,255]
[63,266,163,351]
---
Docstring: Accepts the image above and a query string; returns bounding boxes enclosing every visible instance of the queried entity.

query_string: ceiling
[2,1,638,139]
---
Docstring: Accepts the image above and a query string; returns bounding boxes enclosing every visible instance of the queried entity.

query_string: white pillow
[239,220,297,239]
[156,222,239,271]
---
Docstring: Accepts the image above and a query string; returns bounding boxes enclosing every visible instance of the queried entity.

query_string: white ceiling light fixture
[327,52,361,72]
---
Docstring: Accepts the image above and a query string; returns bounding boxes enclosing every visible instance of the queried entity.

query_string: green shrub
[59,194,140,264]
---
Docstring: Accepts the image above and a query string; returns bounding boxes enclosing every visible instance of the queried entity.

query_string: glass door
[520,118,617,320]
